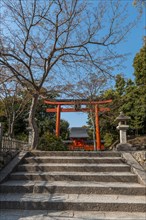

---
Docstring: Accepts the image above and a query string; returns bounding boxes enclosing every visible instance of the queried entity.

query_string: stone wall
[132,151,146,170]
[0,151,18,170]
[128,136,146,150]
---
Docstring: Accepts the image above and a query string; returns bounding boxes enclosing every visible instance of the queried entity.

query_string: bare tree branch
[0,0,139,148]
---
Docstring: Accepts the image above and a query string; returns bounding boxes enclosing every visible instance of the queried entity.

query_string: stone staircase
[0,151,146,220]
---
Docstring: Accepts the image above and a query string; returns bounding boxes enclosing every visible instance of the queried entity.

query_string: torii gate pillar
[56,105,61,137]
[95,105,101,150]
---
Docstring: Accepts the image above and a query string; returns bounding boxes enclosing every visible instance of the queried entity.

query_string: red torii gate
[44,99,112,150]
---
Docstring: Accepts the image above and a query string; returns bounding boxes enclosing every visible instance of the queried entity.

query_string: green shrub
[104,133,114,148]
[38,132,68,151]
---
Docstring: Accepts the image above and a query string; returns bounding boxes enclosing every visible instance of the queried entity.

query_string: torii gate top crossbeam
[44,99,112,105]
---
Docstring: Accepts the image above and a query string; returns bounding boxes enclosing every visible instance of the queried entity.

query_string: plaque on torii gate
[44,99,112,151]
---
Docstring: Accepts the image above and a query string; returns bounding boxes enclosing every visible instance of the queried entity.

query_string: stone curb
[122,152,146,186]
[0,151,28,183]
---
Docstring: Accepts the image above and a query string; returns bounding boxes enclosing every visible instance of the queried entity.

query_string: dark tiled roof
[70,127,89,138]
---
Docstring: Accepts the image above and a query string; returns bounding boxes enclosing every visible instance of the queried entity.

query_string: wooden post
[95,105,101,150]
[56,105,61,137]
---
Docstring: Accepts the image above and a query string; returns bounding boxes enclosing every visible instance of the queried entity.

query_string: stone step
[10,171,138,182]
[1,180,145,195]
[31,151,121,157]
[24,156,124,164]
[0,151,145,217]
[0,193,145,212]
[1,210,146,220]
[1,209,146,220]
[17,163,130,172]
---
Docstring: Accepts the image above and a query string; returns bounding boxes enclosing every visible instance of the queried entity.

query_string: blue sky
[61,1,145,128]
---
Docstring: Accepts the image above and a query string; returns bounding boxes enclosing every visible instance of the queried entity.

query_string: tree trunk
[8,118,12,138]
[8,119,14,138]
[10,112,15,138]
[29,94,39,149]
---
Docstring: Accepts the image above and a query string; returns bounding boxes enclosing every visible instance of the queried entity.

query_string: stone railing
[1,136,28,152]
[0,136,28,170]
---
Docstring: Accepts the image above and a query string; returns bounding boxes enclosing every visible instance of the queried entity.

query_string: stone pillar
[119,128,127,144]
[0,123,3,150]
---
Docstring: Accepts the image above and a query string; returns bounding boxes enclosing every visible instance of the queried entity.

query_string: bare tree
[0,71,30,137]
[0,0,138,148]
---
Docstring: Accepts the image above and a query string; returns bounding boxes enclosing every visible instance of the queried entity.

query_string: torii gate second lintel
[44,99,112,150]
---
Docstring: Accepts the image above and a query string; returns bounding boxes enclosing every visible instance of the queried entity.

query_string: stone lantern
[115,112,132,151]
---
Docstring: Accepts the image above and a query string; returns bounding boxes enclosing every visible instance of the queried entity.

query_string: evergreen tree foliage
[87,43,146,147]
[115,74,126,95]
[133,44,146,85]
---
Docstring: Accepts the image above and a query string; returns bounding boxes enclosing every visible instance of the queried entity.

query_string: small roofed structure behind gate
[69,127,94,151]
